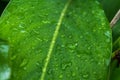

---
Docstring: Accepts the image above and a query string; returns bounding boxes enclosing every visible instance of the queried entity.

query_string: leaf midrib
[39,0,72,80]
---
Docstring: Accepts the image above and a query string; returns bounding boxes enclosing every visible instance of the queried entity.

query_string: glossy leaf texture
[0,0,111,80]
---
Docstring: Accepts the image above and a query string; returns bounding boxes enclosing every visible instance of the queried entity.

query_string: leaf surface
[0,0,111,80]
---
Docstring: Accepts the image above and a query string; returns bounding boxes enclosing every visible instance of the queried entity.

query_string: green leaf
[110,59,120,80]
[112,20,120,43]
[110,67,120,80]
[0,0,111,80]
[113,37,120,52]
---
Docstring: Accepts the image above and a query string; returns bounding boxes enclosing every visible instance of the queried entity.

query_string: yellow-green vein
[39,0,72,80]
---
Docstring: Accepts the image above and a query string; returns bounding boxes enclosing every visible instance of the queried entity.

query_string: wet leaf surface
[0,0,111,80]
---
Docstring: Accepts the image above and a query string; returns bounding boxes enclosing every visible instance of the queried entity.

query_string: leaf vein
[40,0,72,80]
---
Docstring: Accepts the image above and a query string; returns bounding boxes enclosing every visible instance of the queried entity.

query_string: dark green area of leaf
[110,59,120,80]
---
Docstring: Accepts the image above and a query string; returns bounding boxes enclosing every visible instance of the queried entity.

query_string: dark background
[0,0,9,16]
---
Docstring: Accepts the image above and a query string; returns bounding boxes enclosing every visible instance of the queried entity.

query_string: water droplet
[72,72,76,76]
[23,67,27,70]
[18,24,24,28]
[48,68,52,74]
[68,43,78,50]
[106,39,110,42]
[77,54,81,58]
[83,12,87,16]
[36,62,40,66]
[75,67,78,70]
[61,35,65,38]
[33,29,39,34]
[101,23,105,26]
[68,35,72,39]
[6,21,10,24]
[87,46,91,50]
[61,44,65,48]
[92,10,95,14]
[36,37,42,42]
[13,28,18,31]
[93,71,96,74]
[95,0,100,5]
[61,62,72,70]
[42,20,50,24]
[106,59,110,66]
[83,74,88,78]
[59,75,63,78]
[99,27,102,30]
[20,30,26,33]
[98,62,101,65]
[20,59,28,67]
[11,55,17,60]
[93,29,96,32]
[43,38,49,42]
[104,31,111,38]
[80,36,83,39]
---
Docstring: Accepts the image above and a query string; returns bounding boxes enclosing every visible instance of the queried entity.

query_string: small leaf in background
[113,37,120,52]
[112,19,120,43]
[110,57,120,80]
[110,67,120,80]
[98,0,120,22]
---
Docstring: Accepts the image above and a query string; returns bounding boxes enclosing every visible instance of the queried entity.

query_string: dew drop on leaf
[20,30,26,33]
[104,31,111,38]
[61,34,65,38]
[68,35,72,39]
[87,46,91,50]
[61,44,65,48]
[20,59,28,67]
[61,62,72,70]
[77,54,81,58]
[72,72,76,77]
[23,67,27,70]
[82,74,89,78]
[59,74,63,79]
[80,36,83,39]
[36,62,40,66]
[10,55,17,60]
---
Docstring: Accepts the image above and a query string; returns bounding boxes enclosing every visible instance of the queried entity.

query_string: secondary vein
[40,0,72,80]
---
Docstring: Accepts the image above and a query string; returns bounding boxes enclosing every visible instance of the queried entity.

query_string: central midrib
[39,0,72,80]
